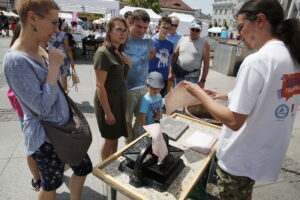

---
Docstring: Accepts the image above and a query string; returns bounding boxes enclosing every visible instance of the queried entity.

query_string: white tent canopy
[120,6,161,22]
[93,13,112,24]
[59,13,82,21]
[169,12,194,36]
[55,0,119,16]
[1,11,19,17]
[169,12,208,38]
[208,27,222,33]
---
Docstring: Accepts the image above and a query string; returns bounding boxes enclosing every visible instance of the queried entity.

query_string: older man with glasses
[171,19,210,88]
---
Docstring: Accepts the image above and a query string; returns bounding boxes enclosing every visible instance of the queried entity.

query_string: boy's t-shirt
[148,38,174,81]
[139,93,163,134]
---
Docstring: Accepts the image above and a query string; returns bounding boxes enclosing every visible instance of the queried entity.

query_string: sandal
[31,178,41,192]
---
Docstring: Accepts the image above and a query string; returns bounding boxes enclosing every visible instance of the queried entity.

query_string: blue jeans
[175,77,199,85]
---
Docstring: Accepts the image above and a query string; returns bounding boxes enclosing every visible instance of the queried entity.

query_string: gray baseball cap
[147,72,164,89]
[190,19,202,30]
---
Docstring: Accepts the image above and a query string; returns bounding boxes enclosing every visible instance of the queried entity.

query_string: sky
[182,0,214,15]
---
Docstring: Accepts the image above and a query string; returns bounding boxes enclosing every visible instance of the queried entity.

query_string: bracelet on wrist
[199,79,206,83]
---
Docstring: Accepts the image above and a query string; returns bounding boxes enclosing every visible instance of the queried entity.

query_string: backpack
[7,88,24,118]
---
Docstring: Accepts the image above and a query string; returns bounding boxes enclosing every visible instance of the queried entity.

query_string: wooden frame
[93,113,221,200]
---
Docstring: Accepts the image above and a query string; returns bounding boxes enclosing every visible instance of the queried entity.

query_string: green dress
[94,46,129,139]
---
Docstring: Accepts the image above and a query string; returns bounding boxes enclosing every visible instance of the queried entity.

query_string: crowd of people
[3,0,300,199]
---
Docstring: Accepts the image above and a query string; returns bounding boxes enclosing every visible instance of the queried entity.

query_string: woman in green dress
[94,17,131,161]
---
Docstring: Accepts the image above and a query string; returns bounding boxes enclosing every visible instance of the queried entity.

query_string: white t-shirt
[217,41,300,181]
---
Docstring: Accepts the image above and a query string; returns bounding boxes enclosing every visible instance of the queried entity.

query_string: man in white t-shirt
[171,19,210,88]
[184,0,300,199]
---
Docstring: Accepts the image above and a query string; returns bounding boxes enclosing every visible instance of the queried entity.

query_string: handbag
[173,64,198,78]
[7,88,24,118]
[70,68,80,92]
[40,82,92,166]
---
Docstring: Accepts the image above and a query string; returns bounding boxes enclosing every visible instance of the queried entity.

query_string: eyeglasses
[236,24,244,32]
[113,27,128,34]
[171,24,178,27]
[35,13,59,28]
[160,26,171,31]
[191,28,200,33]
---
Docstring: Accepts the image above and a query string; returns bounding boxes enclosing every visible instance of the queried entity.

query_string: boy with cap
[139,72,164,134]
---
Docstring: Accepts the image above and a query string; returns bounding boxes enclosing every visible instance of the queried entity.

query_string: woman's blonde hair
[15,0,59,24]
[104,17,128,52]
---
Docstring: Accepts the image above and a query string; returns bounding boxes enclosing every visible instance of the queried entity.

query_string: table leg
[106,185,117,200]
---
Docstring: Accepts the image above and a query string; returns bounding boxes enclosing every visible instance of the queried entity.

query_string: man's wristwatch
[199,79,206,83]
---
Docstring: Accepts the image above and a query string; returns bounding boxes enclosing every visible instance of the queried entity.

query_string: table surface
[93,113,221,200]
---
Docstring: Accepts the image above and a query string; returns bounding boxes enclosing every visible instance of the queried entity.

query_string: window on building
[225,9,228,14]
[219,9,222,14]
[215,9,218,15]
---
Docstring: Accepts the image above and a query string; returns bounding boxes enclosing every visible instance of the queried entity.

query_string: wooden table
[93,113,221,200]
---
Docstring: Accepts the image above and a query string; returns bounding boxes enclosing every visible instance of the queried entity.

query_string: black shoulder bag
[40,82,92,166]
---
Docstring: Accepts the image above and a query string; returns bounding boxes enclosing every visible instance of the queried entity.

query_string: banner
[72,12,78,22]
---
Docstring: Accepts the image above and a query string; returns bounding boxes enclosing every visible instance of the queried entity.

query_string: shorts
[216,165,255,200]
[31,142,92,191]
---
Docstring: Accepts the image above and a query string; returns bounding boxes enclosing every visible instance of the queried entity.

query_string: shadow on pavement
[76,101,95,114]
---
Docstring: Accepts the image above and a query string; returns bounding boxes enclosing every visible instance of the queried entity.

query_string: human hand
[49,48,64,70]
[105,112,116,125]
[183,80,205,98]
[203,88,228,101]
[121,55,131,68]
[168,72,173,81]
[71,61,75,69]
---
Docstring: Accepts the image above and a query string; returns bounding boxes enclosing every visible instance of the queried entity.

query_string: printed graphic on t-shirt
[150,101,162,121]
[275,104,289,119]
[278,73,300,101]
[155,48,170,68]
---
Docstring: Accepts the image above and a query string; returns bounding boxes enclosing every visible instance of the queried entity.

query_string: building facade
[212,0,299,38]
[0,0,15,11]
[160,0,211,24]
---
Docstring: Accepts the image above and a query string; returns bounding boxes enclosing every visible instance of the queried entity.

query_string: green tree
[126,0,161,14]
[209,23,213,28]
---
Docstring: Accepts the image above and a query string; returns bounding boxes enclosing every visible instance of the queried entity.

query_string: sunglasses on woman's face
[171,24,178,27]
[191,28,200,33]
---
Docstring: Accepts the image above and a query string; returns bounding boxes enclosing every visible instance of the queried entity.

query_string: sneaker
[31,178,41,191]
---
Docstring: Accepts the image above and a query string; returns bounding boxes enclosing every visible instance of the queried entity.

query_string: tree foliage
[126,0,161,14]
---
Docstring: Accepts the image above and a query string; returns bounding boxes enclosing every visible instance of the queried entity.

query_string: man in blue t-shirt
[124,10,156,144]
[149,17,174,97]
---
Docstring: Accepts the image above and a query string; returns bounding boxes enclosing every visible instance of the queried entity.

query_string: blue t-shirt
[124,36,154,90]
[167,32,182,50]
[148,38,173,81]
[154,32,182,51]
[139,93,163,134]
[4,50,69,155]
